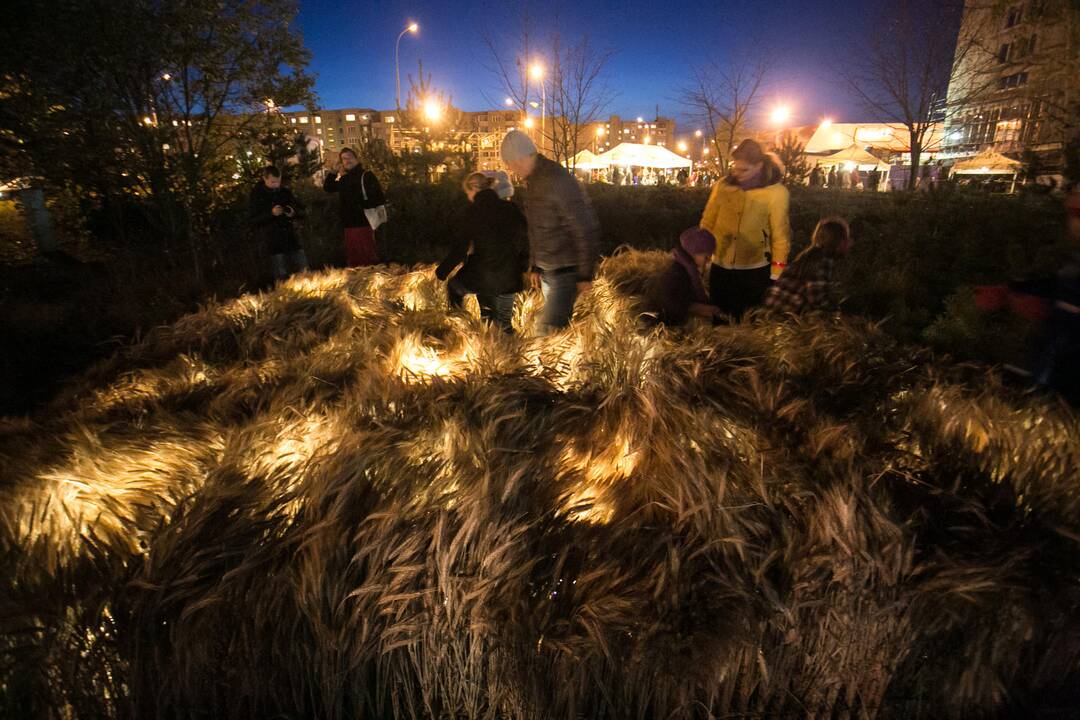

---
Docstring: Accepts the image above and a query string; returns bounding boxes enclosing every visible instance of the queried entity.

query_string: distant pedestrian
[500,129,601,335]
[809,166,823,187]
[765,217,852,314]
[827,166,838,188]
[699,138,791,320]
[850,167,862,190]
[649,227,723,326]
[248,166,308,281]
[435,172,528,333]
[323,147,386,267]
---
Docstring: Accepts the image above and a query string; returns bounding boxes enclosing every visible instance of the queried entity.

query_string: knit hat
[483,170,515,199]
[500,130,538,164]
[679,227,716,256]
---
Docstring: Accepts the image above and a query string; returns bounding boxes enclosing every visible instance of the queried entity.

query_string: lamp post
[395,22,419,110]
[530,64,545,155]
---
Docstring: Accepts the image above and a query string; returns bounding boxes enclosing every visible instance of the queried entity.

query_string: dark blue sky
[297,0,878,130]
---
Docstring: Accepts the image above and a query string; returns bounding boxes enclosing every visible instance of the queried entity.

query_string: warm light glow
[694,129,703,137]
[770,105,791,126]
[422,98,442,123]
[408,22,419,33]
[820,117,833,129]
[504,97,514,107]
[596,127,605,137]
[703,147,710,155]
[142,116,153,125]
[523,117,535,129]
[643,136,651,144]
[530,64,544,80]
[677,141,688,152]
[844,161,857,171]
[636,116,644,123]
[161,73,171,81]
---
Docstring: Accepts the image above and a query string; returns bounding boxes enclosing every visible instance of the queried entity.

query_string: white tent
[597,142,692,169]
[951,150,1022,175]
[814,144,890,171]
[566,149,609,170]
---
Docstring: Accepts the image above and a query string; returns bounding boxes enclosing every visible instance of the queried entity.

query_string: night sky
[297,0,882,130]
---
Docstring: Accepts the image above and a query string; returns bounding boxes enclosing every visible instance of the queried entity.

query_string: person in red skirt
[323,147,386,266]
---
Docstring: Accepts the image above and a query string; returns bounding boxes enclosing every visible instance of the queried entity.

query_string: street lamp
[770,105,791,126]
[423,98,442,124]
[595,126,605,152]
[820,117,833,129]
[677,141,688,153]
[530,63,545,155]
[395,22,419,110]
[504,97,514,107]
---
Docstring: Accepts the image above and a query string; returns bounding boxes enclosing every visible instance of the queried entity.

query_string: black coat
[435,189,528,296]
[248,183,304,254]
[322,166,385,229]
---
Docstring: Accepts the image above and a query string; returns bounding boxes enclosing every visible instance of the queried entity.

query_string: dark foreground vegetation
[2,254,1079,718]
[0,185,1070,415]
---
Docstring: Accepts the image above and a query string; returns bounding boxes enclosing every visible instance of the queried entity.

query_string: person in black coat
[322,147,386,266]
[249,166,307,280]
[436,172,528,333]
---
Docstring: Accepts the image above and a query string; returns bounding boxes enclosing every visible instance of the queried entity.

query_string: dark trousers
[709,265,772,321]
[448,277,516,333]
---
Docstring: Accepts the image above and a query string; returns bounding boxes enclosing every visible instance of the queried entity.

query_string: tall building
[944,0,1079,172]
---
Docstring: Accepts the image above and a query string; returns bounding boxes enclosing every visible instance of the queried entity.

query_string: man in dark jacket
[323,147,386,267]
[436,172,528,332]
[249,166,307,280]
[499,130,600,335]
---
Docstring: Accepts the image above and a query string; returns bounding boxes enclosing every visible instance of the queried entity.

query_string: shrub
[1,254,1078,718]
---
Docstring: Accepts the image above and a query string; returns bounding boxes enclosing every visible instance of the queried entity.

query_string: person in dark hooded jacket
[649,227,723,326]
[248,165,307,280]
[436,172,528,332]
[323,147,386,266]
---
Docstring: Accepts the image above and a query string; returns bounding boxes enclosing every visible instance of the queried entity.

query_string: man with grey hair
[500,130,600,334]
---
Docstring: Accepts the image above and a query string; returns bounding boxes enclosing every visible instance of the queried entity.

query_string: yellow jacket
[700,178,791,272]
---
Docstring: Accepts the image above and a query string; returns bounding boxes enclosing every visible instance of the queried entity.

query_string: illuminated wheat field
[2,251,1078,718]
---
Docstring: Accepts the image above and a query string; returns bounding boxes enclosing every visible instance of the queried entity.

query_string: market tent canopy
[814,144,890,171]
[805,122,945,154]
[951,150,1022,175]
[597,142,692,169]
[566,149,609,170]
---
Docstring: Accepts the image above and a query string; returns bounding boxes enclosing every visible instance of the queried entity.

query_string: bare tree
[841,0,995,189]
[680,54,771,172]
[547,35,614,167]
[480,11,613,169]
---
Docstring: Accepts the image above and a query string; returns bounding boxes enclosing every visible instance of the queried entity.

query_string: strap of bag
[360,171,369,202]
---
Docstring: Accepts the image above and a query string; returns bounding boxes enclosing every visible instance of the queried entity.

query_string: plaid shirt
[765,253,836,313]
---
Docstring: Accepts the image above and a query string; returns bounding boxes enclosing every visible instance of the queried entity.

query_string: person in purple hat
[649,227,724,326]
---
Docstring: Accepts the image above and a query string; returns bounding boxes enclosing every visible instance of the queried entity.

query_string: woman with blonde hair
[435,172,528,332]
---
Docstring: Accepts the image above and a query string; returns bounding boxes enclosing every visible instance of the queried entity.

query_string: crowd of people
[247,133,1079,401]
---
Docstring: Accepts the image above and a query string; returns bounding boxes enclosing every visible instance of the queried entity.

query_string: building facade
[944,0,1079,170]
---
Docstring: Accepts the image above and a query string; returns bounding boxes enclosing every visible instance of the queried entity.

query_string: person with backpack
[764,217,852,314]
[248,165,308,280]
[323,147,386,266]
[435,172,528,333]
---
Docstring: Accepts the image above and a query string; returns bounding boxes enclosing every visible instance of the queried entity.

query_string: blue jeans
[539,271,580,335]
[271,249,309,280]
[448,277,517,333]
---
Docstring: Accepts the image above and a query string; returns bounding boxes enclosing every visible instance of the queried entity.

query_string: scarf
[673,247,708,303]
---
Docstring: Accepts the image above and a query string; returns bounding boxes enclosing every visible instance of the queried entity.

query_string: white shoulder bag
[360,171,388,230]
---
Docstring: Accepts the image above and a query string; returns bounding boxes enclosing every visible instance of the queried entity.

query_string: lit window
[317,129,322,135]
[315,116,322,124]
[299,116,308,124]
[346,113,356,121]
[290,118,296,124]
[386,116,395,123]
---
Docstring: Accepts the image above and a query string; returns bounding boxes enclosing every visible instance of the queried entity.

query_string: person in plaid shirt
[765,217,852,314]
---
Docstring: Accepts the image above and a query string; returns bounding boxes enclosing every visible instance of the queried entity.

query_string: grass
[1,252,1079,718]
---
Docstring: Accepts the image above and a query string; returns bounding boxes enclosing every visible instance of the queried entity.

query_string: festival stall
[951,150,1022,193]
[598,142,693,169]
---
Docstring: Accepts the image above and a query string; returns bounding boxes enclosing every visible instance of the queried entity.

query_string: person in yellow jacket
[700,138,792,320]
